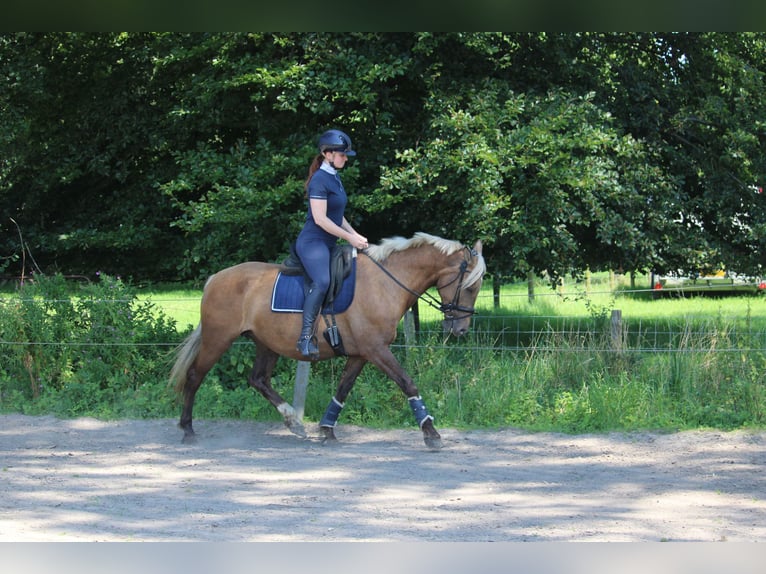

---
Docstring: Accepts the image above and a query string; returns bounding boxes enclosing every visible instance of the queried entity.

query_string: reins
[360,247,478,320]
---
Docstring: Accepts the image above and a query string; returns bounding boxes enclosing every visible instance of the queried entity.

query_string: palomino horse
[169,232,485,449]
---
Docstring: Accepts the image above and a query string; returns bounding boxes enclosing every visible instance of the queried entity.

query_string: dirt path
[0,414,764,542]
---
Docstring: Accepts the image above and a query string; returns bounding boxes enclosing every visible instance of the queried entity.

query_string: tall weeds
[1,276,765,432]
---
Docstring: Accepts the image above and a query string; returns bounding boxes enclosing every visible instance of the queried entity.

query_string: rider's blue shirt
[300,163,347,247]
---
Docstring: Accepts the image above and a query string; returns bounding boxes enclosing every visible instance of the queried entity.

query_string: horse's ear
[473,240,483,255]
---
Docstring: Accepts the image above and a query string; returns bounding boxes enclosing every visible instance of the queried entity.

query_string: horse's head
[437,239,485,337]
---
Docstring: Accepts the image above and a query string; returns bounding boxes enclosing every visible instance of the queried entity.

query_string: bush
[0,273,180,417]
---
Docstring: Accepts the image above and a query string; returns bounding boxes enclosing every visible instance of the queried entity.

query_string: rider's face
[325,151,348,169]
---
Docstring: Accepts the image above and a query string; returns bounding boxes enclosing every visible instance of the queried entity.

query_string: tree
[0,33,187,278]
[159,32,426,278]
[662,33,766,275]
[368,81,675,283]
[575,32,766,276]
[2,33,765,284]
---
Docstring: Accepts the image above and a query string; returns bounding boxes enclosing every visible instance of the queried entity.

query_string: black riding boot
[296,286,324,359]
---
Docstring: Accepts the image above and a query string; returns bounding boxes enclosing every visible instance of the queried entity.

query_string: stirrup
[296,335,319,358]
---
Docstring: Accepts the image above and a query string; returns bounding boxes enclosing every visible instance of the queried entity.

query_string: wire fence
[393,285,766,354]
[3,285,766,355]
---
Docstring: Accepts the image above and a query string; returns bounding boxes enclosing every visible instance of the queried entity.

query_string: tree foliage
[371,83,675,282]
[1,32,765,283]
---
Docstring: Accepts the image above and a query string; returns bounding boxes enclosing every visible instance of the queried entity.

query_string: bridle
[362,246,479,322]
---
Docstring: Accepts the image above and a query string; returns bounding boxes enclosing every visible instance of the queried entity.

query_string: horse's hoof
[424,436,443,451]
[319,427,338,446]
[285,420,307,438]
[181,433,197,444]
[320,434,339,446]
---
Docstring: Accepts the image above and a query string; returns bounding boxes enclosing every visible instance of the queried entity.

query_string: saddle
[280,242,356,307]
[274,243,357,356]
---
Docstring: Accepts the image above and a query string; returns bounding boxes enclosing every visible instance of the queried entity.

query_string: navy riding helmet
[318,129,356,156]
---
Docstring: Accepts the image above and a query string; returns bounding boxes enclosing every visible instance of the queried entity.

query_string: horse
[169,231,485,450]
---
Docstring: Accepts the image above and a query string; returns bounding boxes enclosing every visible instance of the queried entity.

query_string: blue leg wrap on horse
[319,397,345,428]
[408,395,434,428]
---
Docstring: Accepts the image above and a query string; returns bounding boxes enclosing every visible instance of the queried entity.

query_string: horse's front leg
[407,395,442,450]
[248,345,306,438]
[319,356,368,445]
[369,348,442,451]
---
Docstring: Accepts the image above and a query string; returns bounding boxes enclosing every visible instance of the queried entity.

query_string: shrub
[0,273,179,417]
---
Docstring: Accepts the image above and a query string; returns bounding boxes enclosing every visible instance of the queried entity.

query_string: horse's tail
[169,324,202,393]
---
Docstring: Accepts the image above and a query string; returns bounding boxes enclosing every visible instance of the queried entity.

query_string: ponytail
[304,154,324,196]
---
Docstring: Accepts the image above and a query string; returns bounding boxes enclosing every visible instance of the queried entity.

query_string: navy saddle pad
[270,259,356,314]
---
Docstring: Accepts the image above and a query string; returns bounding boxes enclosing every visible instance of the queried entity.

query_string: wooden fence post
[293,361,310,421]
[403,307,416,352]
[527,270,535,303]
[610,309,623,352]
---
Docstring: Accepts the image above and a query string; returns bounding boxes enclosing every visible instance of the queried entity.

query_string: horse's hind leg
[179,366,204,443]
[179,338,234,443]
[247,344,306,438]
[318,356,367,445]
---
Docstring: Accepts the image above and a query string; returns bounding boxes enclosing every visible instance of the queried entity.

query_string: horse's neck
[359,248,446,324]
[385,247,444,294]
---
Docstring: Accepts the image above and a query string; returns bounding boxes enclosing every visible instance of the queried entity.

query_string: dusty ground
[0,414,764,542]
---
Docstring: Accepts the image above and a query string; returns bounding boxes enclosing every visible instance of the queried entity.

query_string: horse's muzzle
[442,316,472,337]
[441,303,475,336]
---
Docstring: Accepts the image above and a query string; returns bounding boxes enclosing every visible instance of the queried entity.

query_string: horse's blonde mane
[365,232,461,261]
[365,231,486,288]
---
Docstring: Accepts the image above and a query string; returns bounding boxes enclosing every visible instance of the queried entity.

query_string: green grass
[132,273,766,433]
[2,272,765,433]
[134,272,766,335]
[136,289,201,333]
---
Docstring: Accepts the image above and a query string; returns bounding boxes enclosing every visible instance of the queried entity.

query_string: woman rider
[295,129,368,358]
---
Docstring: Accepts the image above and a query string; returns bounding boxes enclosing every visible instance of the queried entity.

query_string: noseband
[436,255,477,322]
[363,247,478,321]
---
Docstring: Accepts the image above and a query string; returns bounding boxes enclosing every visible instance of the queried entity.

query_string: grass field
[8,270,764,335]
[3,272,765,431]
[136,288,202,333]
[138,272,766,350]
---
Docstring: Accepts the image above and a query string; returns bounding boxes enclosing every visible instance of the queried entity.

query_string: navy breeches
[295,237,332,293]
